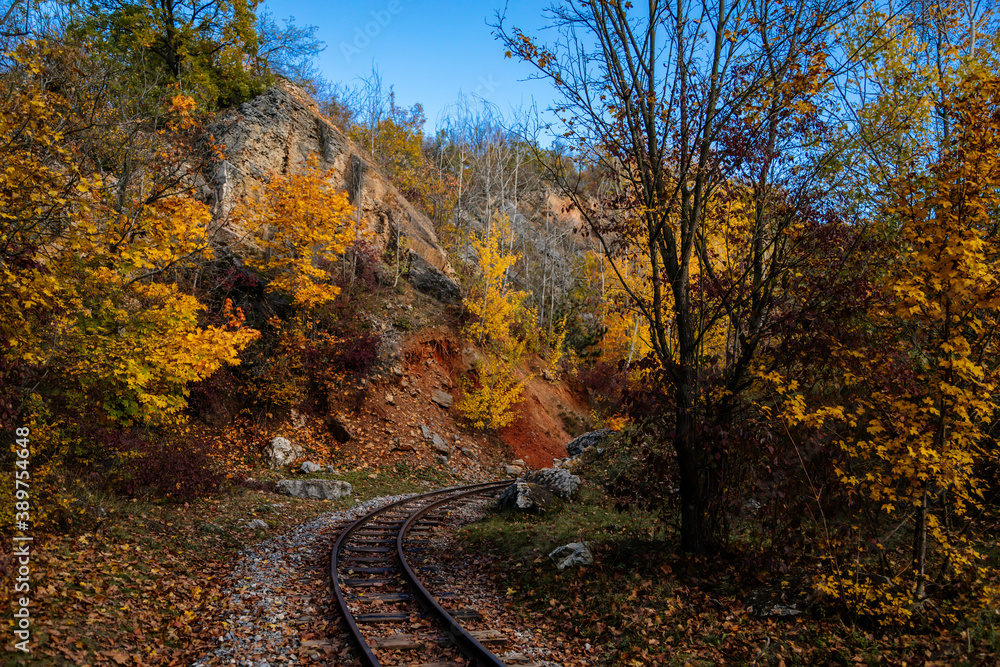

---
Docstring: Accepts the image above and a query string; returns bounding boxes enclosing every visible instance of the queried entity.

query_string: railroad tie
[468,629,508,647]
[355,612,412,623]
[503,654,543,666]
[346,592,411,602]
[342,577,393,587]
[369,633,425,650]
[341,565,395,574]
[451,608,482,621]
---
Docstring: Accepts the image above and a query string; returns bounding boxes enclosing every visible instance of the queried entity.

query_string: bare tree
[497,0,866,552]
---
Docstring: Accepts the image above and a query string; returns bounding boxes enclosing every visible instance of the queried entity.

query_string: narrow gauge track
[331,482,535,667]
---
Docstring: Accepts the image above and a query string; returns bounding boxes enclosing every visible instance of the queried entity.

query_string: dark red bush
[577,360,628,416]
[106,429,224,500]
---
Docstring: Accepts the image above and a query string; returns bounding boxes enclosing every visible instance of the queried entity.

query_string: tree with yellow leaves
[244,161,358,309]
[770,71,1000,622]
[858,74,1000,604]
[0,44,259,428]
[458,215,533,430]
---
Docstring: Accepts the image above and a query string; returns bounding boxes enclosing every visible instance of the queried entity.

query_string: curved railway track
[331,481,537,667]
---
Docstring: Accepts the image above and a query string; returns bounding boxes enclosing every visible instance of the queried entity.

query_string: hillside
[200,80,593,472]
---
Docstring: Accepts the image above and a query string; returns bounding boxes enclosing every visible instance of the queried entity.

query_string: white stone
[264,437,303,468]
[276,479,352,500]
[549,542,594,570]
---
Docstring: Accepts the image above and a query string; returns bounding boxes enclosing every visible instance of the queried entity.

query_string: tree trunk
[675,376,710,552]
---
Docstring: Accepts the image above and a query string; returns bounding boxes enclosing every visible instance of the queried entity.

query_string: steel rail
[396,486,511,667]
[330,481,508,667]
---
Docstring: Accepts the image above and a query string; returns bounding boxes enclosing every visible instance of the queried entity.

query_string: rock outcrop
[497,467,581,513]
[565,429,615,457]
[523,468,581,500]
[497,481,556,512]
[207,83,459,302]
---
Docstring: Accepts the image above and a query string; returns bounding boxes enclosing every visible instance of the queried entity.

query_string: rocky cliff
[207,83,459,302]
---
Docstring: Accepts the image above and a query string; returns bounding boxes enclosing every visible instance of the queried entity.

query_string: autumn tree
[458,216,534,430]
[497,0,869,552]
[255,9,325,86]
[243,161,359,309]
[0,43,259,427]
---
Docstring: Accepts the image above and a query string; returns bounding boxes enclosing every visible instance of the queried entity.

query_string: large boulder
[431,390,454,408]
[207,83,460,303]
[276,479,352,500]
[497,482,556,512]
[264,437,303,468]
[503,463,524,477]
[565,429,616,457]
[431,433,451,455]
[524,468,581,500]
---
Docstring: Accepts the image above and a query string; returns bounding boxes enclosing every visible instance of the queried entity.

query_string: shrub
[576,360,627,419]
[107,429,224,500]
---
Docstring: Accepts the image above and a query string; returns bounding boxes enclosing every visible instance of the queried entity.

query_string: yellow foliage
[458,216,533,430]
[764,70,1000,618]
[0,46,258,427]
[459,355,527,431]
[546,316,568,376]
[245,161,358,308]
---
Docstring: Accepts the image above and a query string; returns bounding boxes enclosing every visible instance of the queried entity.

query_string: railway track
[331,481,539,667]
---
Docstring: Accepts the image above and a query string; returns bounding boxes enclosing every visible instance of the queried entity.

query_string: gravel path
[192,493,417,667]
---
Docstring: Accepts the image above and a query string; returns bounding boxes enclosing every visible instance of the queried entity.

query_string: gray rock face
[247,519,269,530]
[549,542,594,570]
[524,468,581,500]
[565,429,616,457]
[497,481,555,512]
[275,479,352,500]
[264,437,303,468]
[299,461,321,474]
[431,390,454,408]
[407,251,461,304]
[208,83,460,303]
[420,424,433,440]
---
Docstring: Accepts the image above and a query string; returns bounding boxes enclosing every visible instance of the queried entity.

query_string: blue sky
[260,0,559,131]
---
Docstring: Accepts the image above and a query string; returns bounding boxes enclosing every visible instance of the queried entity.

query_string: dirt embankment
[326,320,591,474]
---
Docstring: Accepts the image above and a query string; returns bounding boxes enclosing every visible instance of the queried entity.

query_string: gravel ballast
[192,494,416,667]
